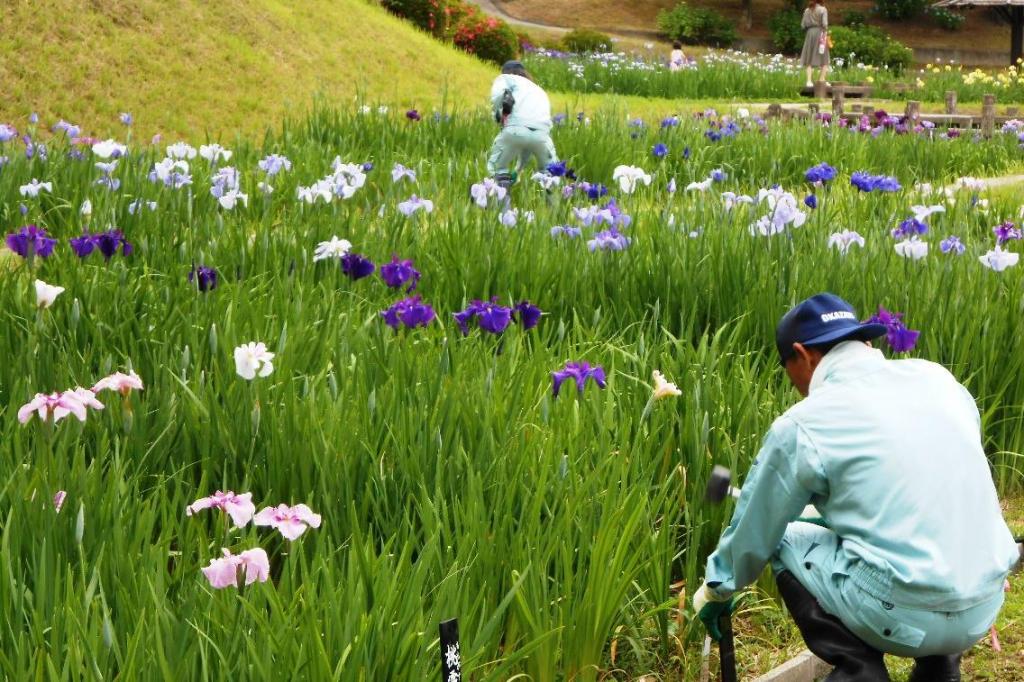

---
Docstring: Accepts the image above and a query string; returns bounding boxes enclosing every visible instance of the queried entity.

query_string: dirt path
[467,0,665,42]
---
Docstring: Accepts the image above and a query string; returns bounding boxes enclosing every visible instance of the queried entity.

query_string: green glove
[698,598,735,642]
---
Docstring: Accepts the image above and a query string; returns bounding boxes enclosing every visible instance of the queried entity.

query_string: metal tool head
[705,465,732,504]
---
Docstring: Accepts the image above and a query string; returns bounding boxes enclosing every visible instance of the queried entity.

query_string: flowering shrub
[657,3,737,48]
[830,25,913,73]
[875,0,928,20]
[768,9,804,56]
[452,9,518,65]
[381,0,451,37]
[927,7,965,31]
[561,29,612,54]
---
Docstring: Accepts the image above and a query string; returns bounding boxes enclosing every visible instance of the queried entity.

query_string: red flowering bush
[452,8,518,65]
[381,0,451,38]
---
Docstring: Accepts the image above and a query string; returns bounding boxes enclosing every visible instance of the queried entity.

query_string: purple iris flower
[850,172,874,192]
[188,265,218,292]
[710,168,726,183]
[70,234,96,258]
[341,253,376,280]
[993,221,1022,245]
[94,230,132,260]
[550,225,582,239]
[660,116,680,129]
[475,300,513,335]
[454,298,542,335]
[940,236,965,255]
[705,130,722,143]
[551,361,607,398]
[851,172,901,193]
[514,301,542,330]
[804,195,818,209]
[381,296,435,329]
[547,161,574,178]
[380,255,421,292]
[0,124,17,143]
[362,162,374,172]
[805,163,837,184]
[586,183,608,200]
[120,112,133,126]
[652,143,668,158]
[865,306,920,354]
[892,218,928,239]
[5,224,56,259]
[406,109,421,121]
[553,113,567,125]
[588,227,630,251]
[682,147,691,160]
[874,176,902,192]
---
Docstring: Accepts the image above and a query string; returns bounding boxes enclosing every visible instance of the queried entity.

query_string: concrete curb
[751,650,832,682]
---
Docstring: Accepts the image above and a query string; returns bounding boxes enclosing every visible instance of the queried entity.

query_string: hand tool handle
[718,611,738,682]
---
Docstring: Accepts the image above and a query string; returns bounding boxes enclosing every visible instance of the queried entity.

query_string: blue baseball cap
[775,293,886,365]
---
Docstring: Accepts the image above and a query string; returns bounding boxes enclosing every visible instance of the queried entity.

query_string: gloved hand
[693,582,734,642]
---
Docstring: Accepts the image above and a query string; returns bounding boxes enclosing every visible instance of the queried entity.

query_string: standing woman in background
[800,0,829,88]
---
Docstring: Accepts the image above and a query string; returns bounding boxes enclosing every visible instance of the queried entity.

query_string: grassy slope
[0,0,495,138]
[0,0,736,138]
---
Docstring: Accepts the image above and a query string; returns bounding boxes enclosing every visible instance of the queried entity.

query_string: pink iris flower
[93,370,144,396]
[53,490,67,513]
[201,548,270,589]
[186,491,256,528]
[253,503,322,541]
[17,388,104,424]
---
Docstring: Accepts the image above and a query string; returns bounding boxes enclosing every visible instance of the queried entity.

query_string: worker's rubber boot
[776,570,890,682]
[907,655,961,682]
[495,171,514,191]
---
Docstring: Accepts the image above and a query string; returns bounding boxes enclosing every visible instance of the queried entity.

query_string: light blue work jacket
[707,341,1019,612]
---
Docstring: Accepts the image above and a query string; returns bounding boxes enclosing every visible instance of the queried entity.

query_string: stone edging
[751,650,832,682]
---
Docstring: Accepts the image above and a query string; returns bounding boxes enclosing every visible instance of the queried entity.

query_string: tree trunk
[1012,7,1024,66]
[743,0,753,30]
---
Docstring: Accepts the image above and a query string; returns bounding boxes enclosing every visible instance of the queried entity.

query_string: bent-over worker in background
[487,60,557,190]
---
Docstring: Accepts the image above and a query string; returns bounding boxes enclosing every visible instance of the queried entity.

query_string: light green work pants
[772,522,1005,658]
[486,125,557,176]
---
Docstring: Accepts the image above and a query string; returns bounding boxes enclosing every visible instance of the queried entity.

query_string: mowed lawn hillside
[0,0,496,137]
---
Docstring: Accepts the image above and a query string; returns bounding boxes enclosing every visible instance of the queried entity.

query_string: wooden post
[831,85,845,119]
[863,105,875,119]
[944,90,958,115]
[439,619,461,681]
[767,103,782,119]
[813,80,828,99]
[905,100,921,125]
[982,94,996,137]
[809,103,820,116]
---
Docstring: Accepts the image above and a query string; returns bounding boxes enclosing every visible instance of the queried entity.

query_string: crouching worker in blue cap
[693,293,1022,681]
[487,61,558,190]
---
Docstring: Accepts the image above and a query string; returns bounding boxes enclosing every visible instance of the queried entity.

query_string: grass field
[0,103,1022,679]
